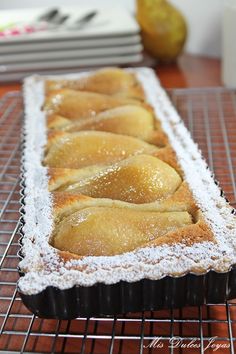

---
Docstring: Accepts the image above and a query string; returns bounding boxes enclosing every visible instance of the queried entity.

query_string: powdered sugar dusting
[136,69,236,253]
[18,68,236,295]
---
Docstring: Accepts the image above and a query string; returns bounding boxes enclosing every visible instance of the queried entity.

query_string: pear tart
[19,68,236,317]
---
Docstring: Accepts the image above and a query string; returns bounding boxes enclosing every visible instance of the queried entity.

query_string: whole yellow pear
[136,0,187,61]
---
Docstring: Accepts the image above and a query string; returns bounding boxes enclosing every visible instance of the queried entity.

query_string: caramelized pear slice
[51,155,182,204]
[47,114,71,130]
[52,207,193,256]
[45,68,144,99]
[62,105,154,141]
[44,131,158,169]
[43,89,142,120]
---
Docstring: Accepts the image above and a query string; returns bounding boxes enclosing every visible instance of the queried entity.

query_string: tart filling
[44,89,142,119]
[19,68,236,295]
[53,207,193,256]
[44,131,159,169]
[45,67,144,99]
[48,154,182,203]
[48,105,155,141]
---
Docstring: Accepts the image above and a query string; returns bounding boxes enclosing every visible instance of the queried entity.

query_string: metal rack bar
[226,302,235,354]
[0,89,235,353]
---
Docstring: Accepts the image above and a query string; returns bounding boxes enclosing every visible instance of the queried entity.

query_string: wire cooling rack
[0,88,236,354]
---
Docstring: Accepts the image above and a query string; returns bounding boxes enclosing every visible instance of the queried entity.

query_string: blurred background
[0,0,223,57]
[0,0,234,86]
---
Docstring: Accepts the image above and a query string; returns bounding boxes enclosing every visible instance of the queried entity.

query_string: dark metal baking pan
[18,177,236,319]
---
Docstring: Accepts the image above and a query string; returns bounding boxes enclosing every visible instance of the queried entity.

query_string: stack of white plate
[0,5,143,82]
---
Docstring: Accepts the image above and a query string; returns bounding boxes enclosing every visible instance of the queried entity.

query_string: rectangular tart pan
[19,271,236,319]
[18,253,236,319]
[18,182,236,319]
[18,71,236,319]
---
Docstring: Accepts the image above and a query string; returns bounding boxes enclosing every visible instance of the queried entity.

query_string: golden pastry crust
[154,145,183,175]
[148,128,170,147]
[147,211,215,247]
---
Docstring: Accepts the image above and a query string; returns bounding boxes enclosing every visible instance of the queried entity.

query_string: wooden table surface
[0,54,221,98]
